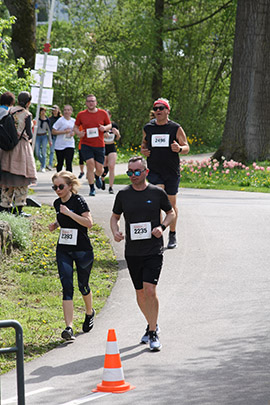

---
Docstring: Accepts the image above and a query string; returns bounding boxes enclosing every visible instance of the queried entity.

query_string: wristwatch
[161,224,166,231]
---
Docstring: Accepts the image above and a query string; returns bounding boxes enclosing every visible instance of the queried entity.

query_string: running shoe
[101,179,106,190]
[89,189,96,197]
[149,331,162,351]
[95,175,102,189]
[61,326,75,341]
[78,172,85,179]
[140,324,160,344]
[82,309,95,332]
[167,232,177,249]
[109,187,114,194]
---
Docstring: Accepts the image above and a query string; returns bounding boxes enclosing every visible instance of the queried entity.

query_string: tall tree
[3,0,36,77]
[213,0,270,162]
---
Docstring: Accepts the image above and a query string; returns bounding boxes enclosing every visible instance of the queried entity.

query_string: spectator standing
[35,107,52,172]
[0,91,37,216]
[49,171,95,340]
[48,104,61,170]
[52,105,75,172]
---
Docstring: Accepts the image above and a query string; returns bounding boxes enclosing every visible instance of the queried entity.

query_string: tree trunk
[213,0,270,163]
[151,0,164,100]
[4,0,36,77]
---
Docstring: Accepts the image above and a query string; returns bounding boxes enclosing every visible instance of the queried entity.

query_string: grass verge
[0,206,118,375]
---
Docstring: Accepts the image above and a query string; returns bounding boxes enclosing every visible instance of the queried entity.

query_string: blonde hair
[52,171,80,194]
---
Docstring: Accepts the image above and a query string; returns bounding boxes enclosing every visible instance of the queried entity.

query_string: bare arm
[171,126,190,154]
[140,130,150,157]
[73,124,85,138]
[151,208,176,238]
[110,213,124,242]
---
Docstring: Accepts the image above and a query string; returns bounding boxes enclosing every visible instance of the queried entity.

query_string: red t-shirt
[75,109,111,147]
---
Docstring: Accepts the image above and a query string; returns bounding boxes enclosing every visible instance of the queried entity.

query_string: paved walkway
[2,154,270,405]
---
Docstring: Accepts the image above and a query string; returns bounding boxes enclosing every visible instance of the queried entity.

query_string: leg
[56,251,74,328]
[138,282,159,332]
[49,135,56,168]
[64,147,74,172]
[107,152,117,188]
[0,187,15,209]
[35,136,42,167]
[86,158,95,185]
[94,160,104,177]
[55,149,65,172]
[167,194,178,232]
[41,134,48,170]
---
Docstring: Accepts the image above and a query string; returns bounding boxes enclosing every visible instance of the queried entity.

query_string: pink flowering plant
[180,157,270,192]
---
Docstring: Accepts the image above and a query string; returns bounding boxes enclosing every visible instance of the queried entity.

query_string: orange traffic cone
[92,329,135,393]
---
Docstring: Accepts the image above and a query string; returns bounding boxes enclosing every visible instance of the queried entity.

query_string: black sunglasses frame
[52,184,66,191]
[153,106,166,111]
[126,169,146,177]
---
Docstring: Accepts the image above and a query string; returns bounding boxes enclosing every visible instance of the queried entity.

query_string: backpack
[0,112,20,151]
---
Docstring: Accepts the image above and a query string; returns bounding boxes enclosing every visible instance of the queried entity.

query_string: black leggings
[55,148,74,172]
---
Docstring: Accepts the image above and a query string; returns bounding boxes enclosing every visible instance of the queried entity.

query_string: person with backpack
[0,91,37,216]
[0,91,18,152]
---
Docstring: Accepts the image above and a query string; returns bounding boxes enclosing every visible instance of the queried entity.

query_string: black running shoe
[61,326,75,341]
[82,309,95,332]
[109,187,114,194]
[167,232,177,249]
[140,324,160,344]
[78,172,85,179]
[101,179,106,190]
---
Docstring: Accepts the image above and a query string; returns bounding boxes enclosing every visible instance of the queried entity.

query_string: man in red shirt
[74,94,111,196]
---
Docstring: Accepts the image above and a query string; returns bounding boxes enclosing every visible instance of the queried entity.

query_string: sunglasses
[153,106,166,111]
[52,184,66,191]
[126,169,146,177]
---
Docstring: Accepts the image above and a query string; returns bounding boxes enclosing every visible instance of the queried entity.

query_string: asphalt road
[2,161,270,405]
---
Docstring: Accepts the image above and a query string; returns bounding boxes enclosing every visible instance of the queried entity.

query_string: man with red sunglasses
[141,98,189,249]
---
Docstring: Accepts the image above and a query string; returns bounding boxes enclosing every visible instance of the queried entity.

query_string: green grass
[0,206,118,375]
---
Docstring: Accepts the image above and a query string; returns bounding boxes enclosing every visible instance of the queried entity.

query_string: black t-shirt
[112,184,172,256]
[143,120,181,176]
[54,193,92,252]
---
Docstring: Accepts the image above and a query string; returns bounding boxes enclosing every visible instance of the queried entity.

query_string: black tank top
[143,120,180,176]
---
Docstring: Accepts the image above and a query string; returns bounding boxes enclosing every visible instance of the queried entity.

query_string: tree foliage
[0,2,32,95]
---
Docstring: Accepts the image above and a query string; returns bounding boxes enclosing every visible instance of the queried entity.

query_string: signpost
[31,0,56,151]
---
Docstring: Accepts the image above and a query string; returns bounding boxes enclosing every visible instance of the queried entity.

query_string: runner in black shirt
[111,156,175,351]
[141,98,189,249]
[49,171,95,340]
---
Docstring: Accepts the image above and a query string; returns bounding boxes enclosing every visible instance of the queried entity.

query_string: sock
[169,231,176,235]
[90,184,95,191]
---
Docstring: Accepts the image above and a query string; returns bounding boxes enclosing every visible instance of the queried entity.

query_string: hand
[104,131,109,138]
[152,226,163,239]
[141,147,151,157]
[99,125,106,132]
[60,204,70,216]
[171,140,181,153]
[49,141,52,147]
[48,222,58,232]
[114,230,124,242]
[77,130,85,138]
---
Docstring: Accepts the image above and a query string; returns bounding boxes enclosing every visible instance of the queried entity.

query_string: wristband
[179,147,183,153]
[161,224,166,231]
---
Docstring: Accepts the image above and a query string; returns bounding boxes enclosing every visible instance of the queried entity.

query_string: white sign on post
[34,54,58,72]
[31,70,53,88]
[31,87,54,105]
